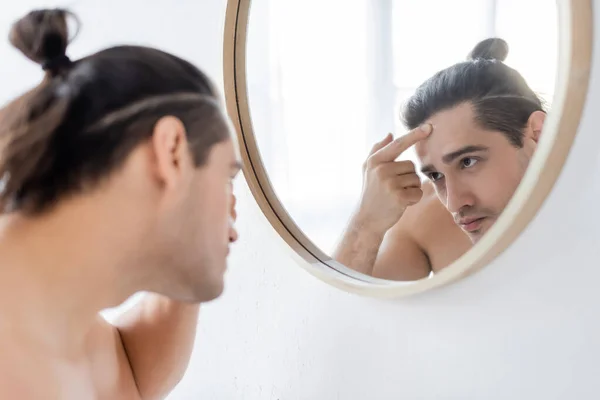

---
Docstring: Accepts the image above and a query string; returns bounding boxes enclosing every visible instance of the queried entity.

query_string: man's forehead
[414,104,481,160]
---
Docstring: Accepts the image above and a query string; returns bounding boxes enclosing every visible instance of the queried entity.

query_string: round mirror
[224,0,592,296]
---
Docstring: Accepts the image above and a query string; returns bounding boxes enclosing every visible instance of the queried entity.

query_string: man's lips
[457,217,486,232]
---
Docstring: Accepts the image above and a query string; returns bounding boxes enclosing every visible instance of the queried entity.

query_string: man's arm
[332,208,431,280]
[332,213,386,276]
[371,214,431,280]
[332,126,433,279]
[113,294,199,400]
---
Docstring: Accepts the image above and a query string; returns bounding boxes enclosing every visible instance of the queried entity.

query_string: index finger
[370,123,432,164]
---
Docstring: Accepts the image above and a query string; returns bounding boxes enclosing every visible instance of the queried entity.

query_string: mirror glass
[245,0,559,281]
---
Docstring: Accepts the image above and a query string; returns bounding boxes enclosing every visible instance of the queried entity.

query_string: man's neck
[0,198,144,355]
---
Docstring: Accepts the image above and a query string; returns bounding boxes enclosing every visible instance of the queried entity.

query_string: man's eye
[428,172,443,182]
[461,157,478,168]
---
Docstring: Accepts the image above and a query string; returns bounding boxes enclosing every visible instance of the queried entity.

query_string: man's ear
[150,116,192,189]
[527,110,546,143]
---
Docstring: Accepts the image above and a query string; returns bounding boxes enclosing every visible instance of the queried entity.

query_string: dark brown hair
[0,8,230,213]
[402,38,545,147]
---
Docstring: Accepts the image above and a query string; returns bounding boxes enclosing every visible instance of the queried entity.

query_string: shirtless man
[334,38,546,280]
[0,9,240,399]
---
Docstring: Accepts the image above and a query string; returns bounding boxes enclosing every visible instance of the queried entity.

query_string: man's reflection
[334,38,547,280]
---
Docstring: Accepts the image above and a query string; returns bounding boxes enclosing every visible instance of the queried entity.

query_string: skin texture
[372,180,472,280]
[416,103,544,242]
[334,102,545,280]
[0,113,241,399]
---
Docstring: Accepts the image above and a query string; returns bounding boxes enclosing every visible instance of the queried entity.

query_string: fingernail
[420,123,433,134]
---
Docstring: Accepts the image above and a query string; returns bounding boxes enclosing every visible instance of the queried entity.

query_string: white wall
[2,1,600,399]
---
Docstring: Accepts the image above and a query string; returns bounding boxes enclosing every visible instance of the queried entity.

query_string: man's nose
[445,178,475,214]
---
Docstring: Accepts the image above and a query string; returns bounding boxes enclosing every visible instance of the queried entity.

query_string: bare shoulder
[383,180,472,272]
[0,315,139,399]
[408,180,472,270]
[0,331,63,398]
[371,181,439,280]
[89,315,141,398]
[391,180,445,231]
[0,355,44,398]
[0,325,58,398]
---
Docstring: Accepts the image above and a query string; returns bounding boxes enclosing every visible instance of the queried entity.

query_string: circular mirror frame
[223,0,593,298]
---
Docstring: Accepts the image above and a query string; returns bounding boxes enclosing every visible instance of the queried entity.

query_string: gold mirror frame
[223,0,593,298]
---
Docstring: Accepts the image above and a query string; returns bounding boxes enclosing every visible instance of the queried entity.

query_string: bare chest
[427,232,472,272]
[413,195,473,271]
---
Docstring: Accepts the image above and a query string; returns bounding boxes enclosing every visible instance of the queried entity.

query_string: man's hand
[354,124,432,234]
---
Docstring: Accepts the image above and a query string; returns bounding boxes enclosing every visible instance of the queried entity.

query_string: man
[0,115,241,399]
[0,112,240,400]
[0,7,241,399]
[334,38,546,281]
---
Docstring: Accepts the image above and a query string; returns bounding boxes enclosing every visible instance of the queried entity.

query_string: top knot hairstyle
[0,8,229,214]
[402,37,544,147]
[467,37,509,62]
[9,9,76,74]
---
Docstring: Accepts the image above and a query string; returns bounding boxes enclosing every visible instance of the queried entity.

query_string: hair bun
[468,38,509,62]
[8,9,78,67]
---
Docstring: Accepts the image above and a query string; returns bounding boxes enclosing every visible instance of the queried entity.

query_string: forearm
[332,213,386,276]
[115,293,200,400]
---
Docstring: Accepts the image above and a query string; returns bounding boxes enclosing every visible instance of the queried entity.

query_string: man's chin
[465,218,495,244]
[468,231,483,244]
[184,272,226,303]
[200,276,226,302]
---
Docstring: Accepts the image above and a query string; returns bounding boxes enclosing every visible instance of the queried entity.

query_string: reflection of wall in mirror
[247,0,558,255]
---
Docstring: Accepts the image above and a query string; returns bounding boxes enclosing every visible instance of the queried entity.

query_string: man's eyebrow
[420,164,435,175]
[420,145,489,175]
[441,145,489,164]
